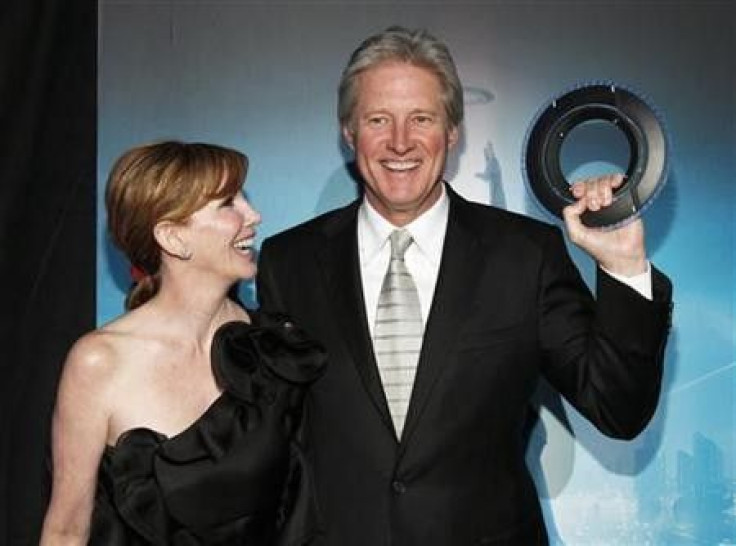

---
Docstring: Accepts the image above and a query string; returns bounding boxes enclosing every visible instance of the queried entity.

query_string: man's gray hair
[338,26,464,131]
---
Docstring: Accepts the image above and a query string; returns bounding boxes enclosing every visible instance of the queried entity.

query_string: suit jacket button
[392,480,406,494]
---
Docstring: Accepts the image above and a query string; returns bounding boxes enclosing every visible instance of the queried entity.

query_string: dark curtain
[0,0,97,543]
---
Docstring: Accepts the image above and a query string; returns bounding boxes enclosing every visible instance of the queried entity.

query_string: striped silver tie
[374,229,423,438]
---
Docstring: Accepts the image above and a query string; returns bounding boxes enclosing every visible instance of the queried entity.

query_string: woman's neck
[145,279,248,350]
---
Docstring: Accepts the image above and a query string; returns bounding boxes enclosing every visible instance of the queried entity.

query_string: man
[257,26,672,545]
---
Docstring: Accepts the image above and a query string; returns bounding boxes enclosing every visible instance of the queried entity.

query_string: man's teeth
[383,160,419,171]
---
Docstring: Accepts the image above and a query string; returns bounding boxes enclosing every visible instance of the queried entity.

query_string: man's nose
[388,123,412,154]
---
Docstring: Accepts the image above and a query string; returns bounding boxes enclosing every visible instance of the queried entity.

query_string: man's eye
[414,115,433,125]
[368,116,387,126]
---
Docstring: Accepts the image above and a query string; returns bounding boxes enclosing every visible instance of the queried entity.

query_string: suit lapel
[316,204,395,432]
[400,189,487,449]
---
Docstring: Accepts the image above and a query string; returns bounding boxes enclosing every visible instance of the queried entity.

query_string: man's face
[343,61,459,226]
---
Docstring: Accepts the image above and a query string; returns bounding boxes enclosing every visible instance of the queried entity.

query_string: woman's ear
[153,221,192,260]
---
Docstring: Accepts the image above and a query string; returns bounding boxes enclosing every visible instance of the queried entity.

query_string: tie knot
[389,229,413,259]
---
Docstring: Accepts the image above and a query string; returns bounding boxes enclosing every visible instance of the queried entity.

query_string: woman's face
[184,188,261,282]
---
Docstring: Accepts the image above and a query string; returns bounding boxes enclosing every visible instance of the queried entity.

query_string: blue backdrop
[98,2,734,543]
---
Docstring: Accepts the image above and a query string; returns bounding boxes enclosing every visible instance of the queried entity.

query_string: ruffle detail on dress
[211,313,327,404]
[108,429,173,544]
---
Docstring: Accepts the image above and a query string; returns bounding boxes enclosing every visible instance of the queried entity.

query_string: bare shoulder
[64,328,120,374]
[61,312,144,388]
[55,334,124,408]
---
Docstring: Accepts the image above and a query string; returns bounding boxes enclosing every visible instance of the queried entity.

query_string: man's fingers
[570,182,585,198]
[570,174,625,210]
[562,198,586,232]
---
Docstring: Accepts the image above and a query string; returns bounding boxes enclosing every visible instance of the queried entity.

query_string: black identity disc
[523,83,669,229]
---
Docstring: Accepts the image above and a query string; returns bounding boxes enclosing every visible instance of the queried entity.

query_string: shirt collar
[358,184,449,266]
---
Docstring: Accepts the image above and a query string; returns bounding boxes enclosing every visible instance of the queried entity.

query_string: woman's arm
[39,333,115,545]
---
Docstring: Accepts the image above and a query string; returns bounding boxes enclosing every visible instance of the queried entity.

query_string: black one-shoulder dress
[88,313,326,545]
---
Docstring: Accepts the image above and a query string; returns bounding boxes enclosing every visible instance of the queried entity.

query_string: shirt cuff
[601,261,653,300]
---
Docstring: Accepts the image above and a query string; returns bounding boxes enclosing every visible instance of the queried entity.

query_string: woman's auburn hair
[104,141,248,309]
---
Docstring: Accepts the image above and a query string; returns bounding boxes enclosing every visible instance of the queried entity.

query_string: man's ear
[342,124,356,151]
[153,221,191,260]
[447,125,460,150]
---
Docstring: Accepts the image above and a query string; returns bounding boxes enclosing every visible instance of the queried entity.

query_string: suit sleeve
[257,237,288,315]
[539,227,673,440]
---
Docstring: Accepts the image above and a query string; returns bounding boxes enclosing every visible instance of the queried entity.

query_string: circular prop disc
[523,84,669,229]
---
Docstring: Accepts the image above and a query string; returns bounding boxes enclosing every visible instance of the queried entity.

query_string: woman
[40,141,325,544]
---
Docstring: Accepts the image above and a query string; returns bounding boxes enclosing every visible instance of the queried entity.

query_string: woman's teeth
[233,238,254,252]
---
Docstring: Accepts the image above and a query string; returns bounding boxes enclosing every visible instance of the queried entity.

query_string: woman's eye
[220,196,235,208]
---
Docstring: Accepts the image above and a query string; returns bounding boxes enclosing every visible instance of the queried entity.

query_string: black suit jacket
[257,185,672,545]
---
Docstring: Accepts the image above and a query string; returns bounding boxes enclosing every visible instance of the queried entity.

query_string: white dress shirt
[358,187,449,337]
[357,184,652,337]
